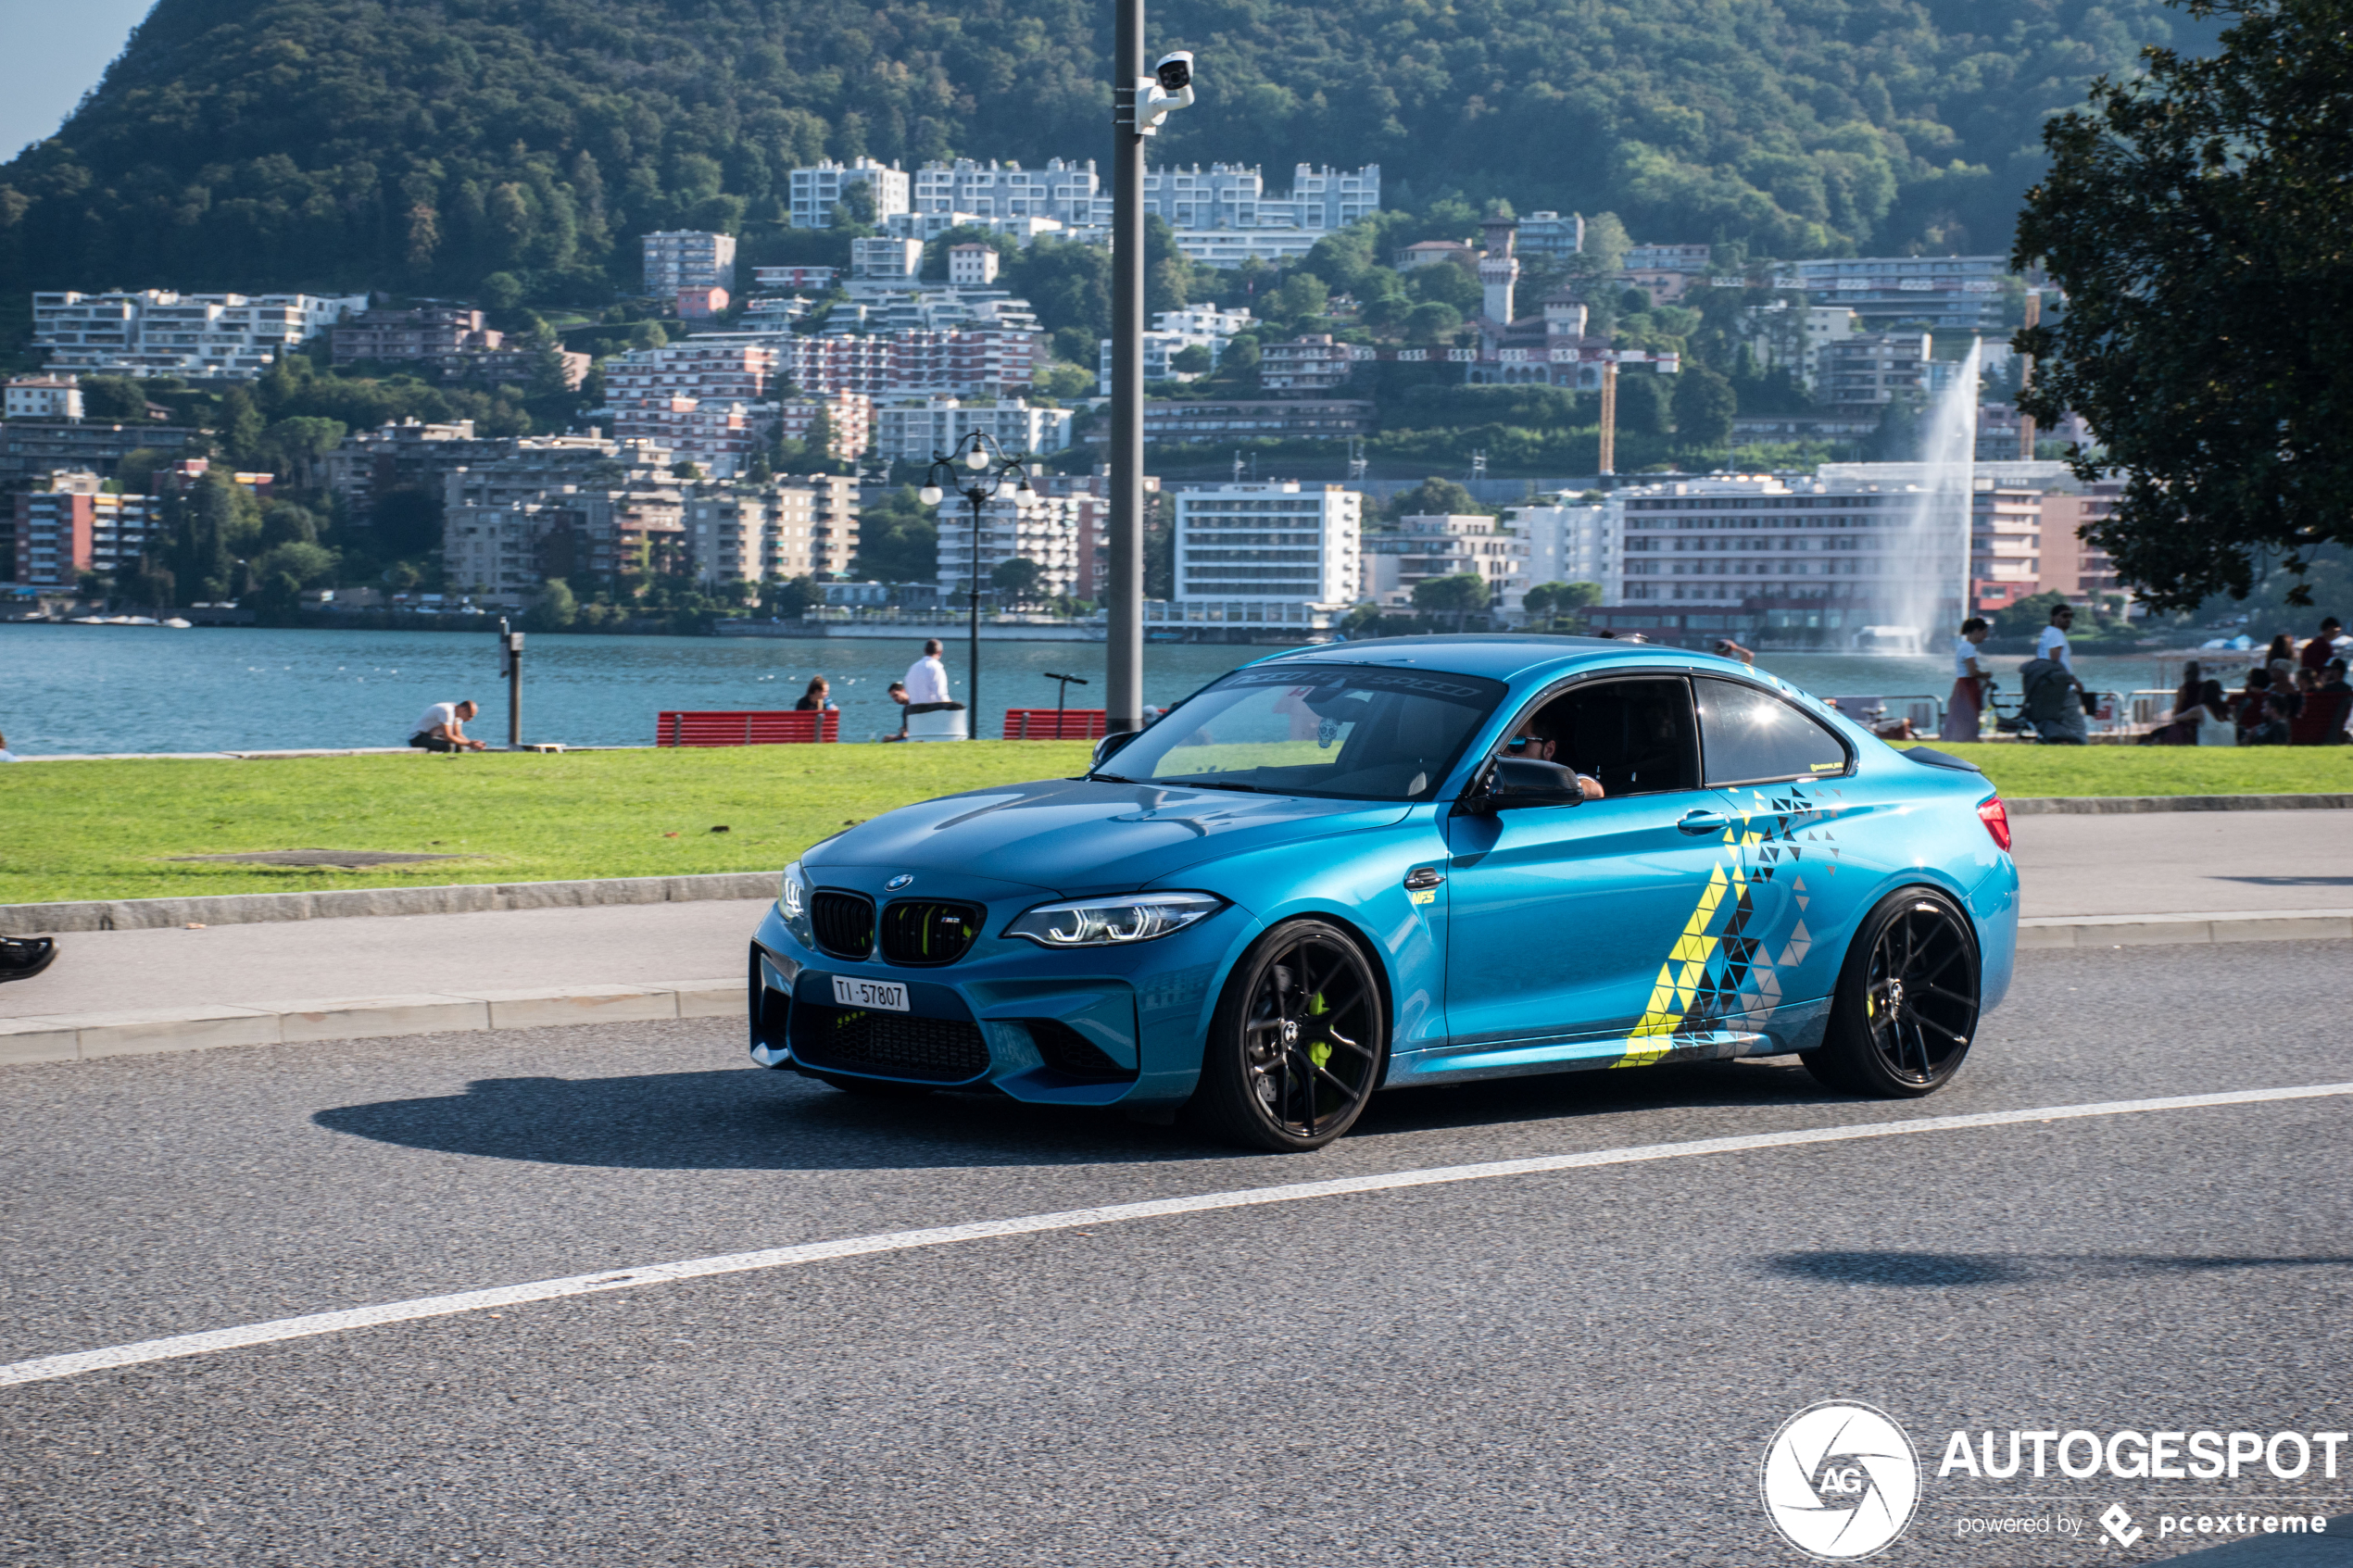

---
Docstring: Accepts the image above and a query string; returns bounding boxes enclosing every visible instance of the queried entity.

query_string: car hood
[807,777,1413,897]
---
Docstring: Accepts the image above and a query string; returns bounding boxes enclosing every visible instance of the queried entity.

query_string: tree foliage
[0,0,2214,304]
[2015,0,2353,610]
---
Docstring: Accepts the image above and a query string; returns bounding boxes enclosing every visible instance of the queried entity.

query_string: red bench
[657,709,840,746]
[1002,708,1109,739]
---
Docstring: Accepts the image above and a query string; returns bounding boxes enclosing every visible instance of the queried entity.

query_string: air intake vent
[880,900,984,966]
[1026,1018,1137,1081]
[810,889,875,960]
[794,1005,990,1083]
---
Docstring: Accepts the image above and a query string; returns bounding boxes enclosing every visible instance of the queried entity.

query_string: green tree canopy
[2017,0,2352,609]
[1387,477,1488,519]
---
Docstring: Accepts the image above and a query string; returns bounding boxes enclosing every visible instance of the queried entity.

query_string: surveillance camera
[1136,52,1196,134]
[1154,51,1193,91]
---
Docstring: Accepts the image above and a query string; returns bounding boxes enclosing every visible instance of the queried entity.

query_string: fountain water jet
[1863,338,1981,652]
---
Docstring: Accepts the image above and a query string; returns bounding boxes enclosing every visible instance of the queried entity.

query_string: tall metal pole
[1106,0,1147,734]
[969,495,984,739]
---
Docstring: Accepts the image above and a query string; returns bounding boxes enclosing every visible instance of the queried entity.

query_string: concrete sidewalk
[3,810,2347,1064]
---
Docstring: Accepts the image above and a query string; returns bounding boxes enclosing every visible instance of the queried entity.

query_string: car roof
[1246,633,1762,687]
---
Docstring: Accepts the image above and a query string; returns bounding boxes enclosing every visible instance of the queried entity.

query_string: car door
[1690,676,1862,1043]
[1436,675,1747,1060]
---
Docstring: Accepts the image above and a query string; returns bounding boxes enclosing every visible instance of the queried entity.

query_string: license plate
[832,976,910,1012]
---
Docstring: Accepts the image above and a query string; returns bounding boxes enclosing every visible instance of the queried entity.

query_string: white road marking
[6,1082,2348,1389]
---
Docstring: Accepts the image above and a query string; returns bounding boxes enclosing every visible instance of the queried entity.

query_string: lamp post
[921,431,1034,740]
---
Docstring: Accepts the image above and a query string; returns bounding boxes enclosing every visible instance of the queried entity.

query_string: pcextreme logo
[1762,1400,1923,1561]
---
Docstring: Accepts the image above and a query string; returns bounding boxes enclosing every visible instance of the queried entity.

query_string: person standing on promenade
[409,699,485,752]
[2035,602,2077,675]
[1942,618,1992,742]
[904,640,950,707]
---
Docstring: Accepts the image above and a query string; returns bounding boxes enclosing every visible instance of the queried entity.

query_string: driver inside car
[1501,720,1606,799]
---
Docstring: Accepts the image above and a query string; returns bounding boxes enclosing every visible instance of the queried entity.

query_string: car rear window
[1696,677,1852,785]
[1098,664,1507,801]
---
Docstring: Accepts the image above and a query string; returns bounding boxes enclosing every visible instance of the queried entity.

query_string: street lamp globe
[918,484,943,506]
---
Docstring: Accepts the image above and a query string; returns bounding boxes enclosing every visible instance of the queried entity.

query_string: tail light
[1976,796,2011,852]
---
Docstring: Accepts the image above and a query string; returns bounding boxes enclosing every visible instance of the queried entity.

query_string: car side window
[1695,677,1851,786]
[1514,677,1702,797]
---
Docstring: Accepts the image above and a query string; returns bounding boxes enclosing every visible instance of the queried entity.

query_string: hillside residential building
[1168,231,1321,268]
[1142,399,1374,444]
[0,421,195,485]
[1515,212,1585,262]
[441,442,685,600]
[936,491,1088,604]
[10,471,162,587]
[2034,480,2123,600]
[775,395,874,463]
[642,231,737,295]
[1361,514,1531,612]
[851,237,925,281]
[683,473,860,585]
[1608,473,1969,644]
[873,397,1072,465]
[913,158,1103,225]
[789,159,912,229]
[1819,332,1931,413]
[1739,305,1863,392]
[1969,485,2045,612]
[1157,305,1254,338]
[6,376,82,420]
[1508,496,1619,608]
[1625,244,1714,272]
[1771,256,2014,332]
[324,420,502,508]
[752,266,839,291]
[949,245,1000,286]
[1259,334,1357,394]
[1395,240,1476,271]
[334,306,496,364]
[1170,482,1362,631]
[33,290,367,379]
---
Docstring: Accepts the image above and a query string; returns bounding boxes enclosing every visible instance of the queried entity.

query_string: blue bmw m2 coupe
[749,636,2019,1150]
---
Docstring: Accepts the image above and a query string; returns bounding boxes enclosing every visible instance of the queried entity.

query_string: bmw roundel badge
[886,873,913,891]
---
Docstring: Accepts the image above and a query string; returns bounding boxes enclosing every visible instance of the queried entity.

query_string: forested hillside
[0,0,2210,303]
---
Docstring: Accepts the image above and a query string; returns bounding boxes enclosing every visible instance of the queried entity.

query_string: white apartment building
[1772,255,2014,332]
[873,397,1073,465]
[1167,231,1320,268]
[1741,305,1863,392]
[788,159,912,229]
[883,210,1069,245]
[1171,482,1362,630]
[1361,514,1530,613]
[6,376,83,420]
[33,291,368,379]
[936,491,1087,603]
[912,158,1102,224]
[1516,212,1584,262]
[1508,496,1619,606]
[1612,473,1969,641]
[850,236,925,280]
[1099,307,1252,386]
[682,473,860,585]
[948,245,1000,286]
[1157,305,1254,338]
[641,231,737,295]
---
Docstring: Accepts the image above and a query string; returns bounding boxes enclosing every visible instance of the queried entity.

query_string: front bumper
[748,884,1253,1108]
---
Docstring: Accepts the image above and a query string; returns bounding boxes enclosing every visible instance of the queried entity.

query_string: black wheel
[1189,919,1388,1152]
[1803,889,1981,1098]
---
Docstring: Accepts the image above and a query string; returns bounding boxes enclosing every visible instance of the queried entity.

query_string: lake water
[0,622,2203,756]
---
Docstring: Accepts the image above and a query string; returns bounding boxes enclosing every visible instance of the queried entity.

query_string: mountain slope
[0,0,2210,300]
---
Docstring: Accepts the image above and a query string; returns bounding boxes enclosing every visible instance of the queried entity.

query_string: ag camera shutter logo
[1760,1400,1921,1560]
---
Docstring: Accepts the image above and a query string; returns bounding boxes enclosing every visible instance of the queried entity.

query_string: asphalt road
[4,941,2349,1565]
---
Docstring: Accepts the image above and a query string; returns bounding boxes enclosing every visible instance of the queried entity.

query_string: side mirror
[1487,757,1587,809]
[1091,731,1140,771]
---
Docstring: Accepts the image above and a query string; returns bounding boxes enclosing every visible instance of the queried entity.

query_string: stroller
[1999,658,2090,743]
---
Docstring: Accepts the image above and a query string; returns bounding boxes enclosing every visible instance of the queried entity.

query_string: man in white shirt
[409,699,486,752]
[2034,602,2077,673]
[903,640,950,707]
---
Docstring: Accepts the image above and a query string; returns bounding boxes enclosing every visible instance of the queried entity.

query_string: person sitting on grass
[883,680,911,741]
[409,698,486,753]
[2245,693,2294,746]
[2289,661,2352,745]
[2233,668,2273,745]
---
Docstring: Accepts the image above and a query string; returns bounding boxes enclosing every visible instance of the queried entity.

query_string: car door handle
[1403,867,1444,890]
[1678,810,1731,835]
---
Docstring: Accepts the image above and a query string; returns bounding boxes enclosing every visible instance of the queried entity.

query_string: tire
[1802,887,1982,1098]
[1189,919,1389,1152]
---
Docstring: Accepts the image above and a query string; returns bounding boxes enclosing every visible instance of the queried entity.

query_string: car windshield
[1095,664,1507,801]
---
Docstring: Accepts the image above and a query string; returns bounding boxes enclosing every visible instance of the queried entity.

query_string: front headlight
[1005,891,1226,947]
[779,860,814,945]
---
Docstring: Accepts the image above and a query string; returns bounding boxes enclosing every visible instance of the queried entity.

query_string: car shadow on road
[311,1057,1853,1172]
[1764,1250,2353,1287]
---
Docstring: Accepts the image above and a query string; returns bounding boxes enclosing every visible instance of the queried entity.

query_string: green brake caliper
[1304,991,1332,1070]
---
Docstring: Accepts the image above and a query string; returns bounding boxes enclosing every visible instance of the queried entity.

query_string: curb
[0,872,782,935]
[0,979,747,1066]
[2007,794,2353,814]
[4,911,2346,1065]
[2018,909,2353,948]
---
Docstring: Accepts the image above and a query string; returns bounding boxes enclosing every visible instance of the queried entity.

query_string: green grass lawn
[1924,743,2352,800]
[0,743,1093,905]
[0,740,2345,906]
